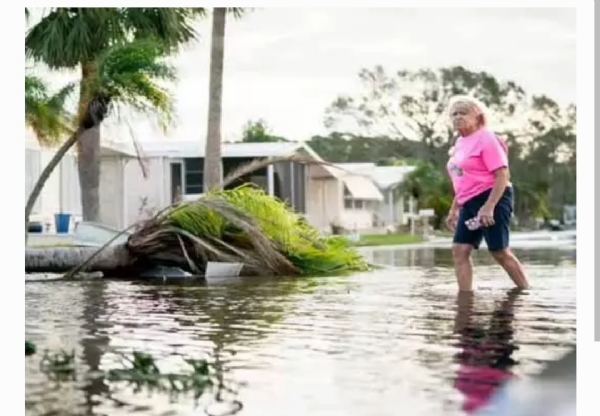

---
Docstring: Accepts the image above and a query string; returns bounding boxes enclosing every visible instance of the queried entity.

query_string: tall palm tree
[25,39,178,239]
[203,8,246,191]
[25,8,206,222]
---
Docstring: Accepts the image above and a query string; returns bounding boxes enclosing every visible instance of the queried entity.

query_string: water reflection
[26,248,576,416]
[453,290,521,414]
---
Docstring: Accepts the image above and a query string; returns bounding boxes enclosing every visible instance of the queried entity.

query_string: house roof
[342,175,384,201]
[333,163,416,190]
[100,139,347,179]
[102,140,321,159]
[369,166,416,189]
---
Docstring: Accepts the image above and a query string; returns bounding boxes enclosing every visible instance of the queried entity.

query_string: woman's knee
[490,248,513,264]
[452,244,472,263]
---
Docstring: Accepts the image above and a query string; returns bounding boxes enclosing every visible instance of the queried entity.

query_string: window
[170,163,182,202]
[344,199,353,209]
[183,158,203,194]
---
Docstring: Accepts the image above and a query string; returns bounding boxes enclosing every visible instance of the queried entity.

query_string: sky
[26,7,576,143]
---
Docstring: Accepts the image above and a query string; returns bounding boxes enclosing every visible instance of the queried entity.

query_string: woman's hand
[478,204,495,227]
[446,208,459,231]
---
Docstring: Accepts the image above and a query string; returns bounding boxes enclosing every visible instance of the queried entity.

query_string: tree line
[242,66,576,228]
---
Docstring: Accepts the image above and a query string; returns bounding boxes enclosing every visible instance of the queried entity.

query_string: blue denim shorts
[453,187,514,252]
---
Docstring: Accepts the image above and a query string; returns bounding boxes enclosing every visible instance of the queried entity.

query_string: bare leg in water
[452,243,475,292]
[490,248,529,289]
[452,244,529,291]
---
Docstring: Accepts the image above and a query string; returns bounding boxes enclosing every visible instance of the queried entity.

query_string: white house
[306,162,417,232]
[26,136,344,232]
[25,134,416,234]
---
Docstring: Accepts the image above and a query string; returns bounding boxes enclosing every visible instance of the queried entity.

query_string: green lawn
[352,233,424,247]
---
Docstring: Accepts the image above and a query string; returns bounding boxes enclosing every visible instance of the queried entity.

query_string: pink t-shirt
[446,128,510,205]
[455,364,515,413]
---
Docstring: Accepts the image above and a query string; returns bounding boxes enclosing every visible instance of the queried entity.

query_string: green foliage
[33,347,233,404]
[241,119,288,143]
[353,233,423,247]
[25,75,75,145]
[325,65,527,151]
[143,185,369,276]
[25,8,206,69]
[26,340,36,356]
[401,161,453,229]
[217,186,367,274]
[94,38,177,128]
[25,8,207,130]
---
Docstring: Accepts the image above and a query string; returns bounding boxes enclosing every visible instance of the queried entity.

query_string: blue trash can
[54,213,71,234]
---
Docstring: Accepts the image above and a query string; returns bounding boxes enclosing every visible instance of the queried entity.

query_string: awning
[342,175,384,201]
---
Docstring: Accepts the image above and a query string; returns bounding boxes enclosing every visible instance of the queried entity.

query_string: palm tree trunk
[77,127,101,221]
[25,244,131,273]
[203,8,227,191]
[77,63,102,222]
[25,128,82,243]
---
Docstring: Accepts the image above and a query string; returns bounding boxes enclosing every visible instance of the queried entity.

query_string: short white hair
[447,95,492,127]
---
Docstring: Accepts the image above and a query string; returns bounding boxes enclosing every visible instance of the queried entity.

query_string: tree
[25,8,206,222]
[25,74,75,146]
[203,8,227,191]
[203,8,246,191]
[508,96,576,221]
[25,39,177,239]
[241,119,288,143]
[307,132,424,164]
[324,65,528,164]
[400,161,453,229]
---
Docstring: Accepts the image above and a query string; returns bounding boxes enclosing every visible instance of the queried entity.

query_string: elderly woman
[445,96,529,292]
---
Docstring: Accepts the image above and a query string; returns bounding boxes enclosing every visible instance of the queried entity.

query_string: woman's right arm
[450,197,458,212]
[446,197,459,231]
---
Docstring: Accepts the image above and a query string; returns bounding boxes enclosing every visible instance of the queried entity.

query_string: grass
[352,233,424,247]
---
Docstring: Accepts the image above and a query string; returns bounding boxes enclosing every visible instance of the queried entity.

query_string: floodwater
[25,246,576,416]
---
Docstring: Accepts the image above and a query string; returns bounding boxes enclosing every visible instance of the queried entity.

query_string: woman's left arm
[483,167,510,210]
[481,134,510,210]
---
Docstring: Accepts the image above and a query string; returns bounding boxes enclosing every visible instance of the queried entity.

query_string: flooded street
[25,246,576,416]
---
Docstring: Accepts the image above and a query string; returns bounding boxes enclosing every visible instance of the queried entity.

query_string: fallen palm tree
[26,156,369,277]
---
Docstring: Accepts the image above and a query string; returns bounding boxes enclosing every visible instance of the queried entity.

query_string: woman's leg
[452,243,475,291]
[452,207,483,292]
[490,249,529,289]
[483,189,530,289]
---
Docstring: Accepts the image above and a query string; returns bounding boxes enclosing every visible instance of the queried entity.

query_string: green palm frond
[25,75,75,146]
[128,185,369,276]
[26,8,206,69]
[124,8,206,50]
[95,38,177,128]
[25,8,113,68]
[26,8,200,131]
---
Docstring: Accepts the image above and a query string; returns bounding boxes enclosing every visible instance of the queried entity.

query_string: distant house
[305,162,417,232]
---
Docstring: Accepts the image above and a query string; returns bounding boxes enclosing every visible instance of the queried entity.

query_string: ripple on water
[26,247,576,416]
